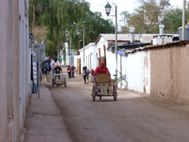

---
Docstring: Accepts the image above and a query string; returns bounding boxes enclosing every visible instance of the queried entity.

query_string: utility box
[178,25,189,40]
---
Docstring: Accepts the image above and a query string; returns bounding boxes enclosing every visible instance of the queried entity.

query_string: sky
[85,0,182,27]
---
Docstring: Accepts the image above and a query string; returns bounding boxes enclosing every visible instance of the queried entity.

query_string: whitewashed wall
[123,51,151,94]
[96,37,108,58]
[107,50,151,93]
[79,43,96,72]
[106,50,117,78]
[92,43,98,69]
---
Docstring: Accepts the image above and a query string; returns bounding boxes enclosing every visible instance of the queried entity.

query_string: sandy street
[50,77,189,142]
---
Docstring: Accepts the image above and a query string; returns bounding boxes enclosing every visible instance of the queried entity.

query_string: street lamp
[105,2,118,80]
[105,2,112,16]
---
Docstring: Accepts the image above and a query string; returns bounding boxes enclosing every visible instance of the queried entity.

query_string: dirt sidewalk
[23,85,72,142]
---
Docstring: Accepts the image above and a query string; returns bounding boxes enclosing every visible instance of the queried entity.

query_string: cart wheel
[92,86,96,102]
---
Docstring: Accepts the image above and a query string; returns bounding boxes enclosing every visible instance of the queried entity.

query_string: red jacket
[94,66,110,75]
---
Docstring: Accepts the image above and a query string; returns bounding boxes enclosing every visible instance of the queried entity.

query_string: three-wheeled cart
[91,74,117,102]
[52,66,67,87]
[52,73,67,87]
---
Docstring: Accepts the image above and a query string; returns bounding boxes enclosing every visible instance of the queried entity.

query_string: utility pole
[83,26,85,67]
[182,0,186,40]
[105,2,118,80]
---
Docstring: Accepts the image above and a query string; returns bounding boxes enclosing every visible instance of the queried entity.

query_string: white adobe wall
[106,50,117,78]
[92,44,98,69]
[107,50,151,94]
[96,37,108,58]
[80,43,97,72]
[79,43,97,72]
[88,43,97,70]
[123,51,151,94]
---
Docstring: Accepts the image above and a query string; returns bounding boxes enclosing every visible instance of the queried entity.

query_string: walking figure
[71,65,75,78]
[67,65,71,78]
[82,66,90,84]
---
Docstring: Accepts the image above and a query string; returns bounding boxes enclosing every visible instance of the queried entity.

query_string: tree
[29,0,114,56]
[120,11,130,33]
[163,8,189,33]
[120,0,170,33]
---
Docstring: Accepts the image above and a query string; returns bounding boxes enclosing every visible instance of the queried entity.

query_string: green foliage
[120,11,130,33]
[29,0,114,56]
[163,9,182,33]
[45,40,57,56]
[163,8,189,33]
[120,0,171,33]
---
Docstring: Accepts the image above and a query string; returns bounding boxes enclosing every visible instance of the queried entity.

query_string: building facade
[0,0,31,142]
[123,41,189,103]
[79,34,189,104]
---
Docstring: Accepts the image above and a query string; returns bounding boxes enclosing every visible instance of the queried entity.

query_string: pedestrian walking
[82,66,90,84]
[71,65,75,78]
[67,65,71,78]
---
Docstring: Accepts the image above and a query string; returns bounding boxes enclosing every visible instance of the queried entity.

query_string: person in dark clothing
[42,58,51,74]
[71,65,75,78]
[83,66,90,84]
[67,65,71,78]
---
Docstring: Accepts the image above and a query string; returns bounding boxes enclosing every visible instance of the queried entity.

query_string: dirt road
[50,77,189,142]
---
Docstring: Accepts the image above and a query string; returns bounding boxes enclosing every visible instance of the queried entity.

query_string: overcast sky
[85,0,182,27]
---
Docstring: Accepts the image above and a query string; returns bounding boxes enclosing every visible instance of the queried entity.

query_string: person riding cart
[51,62,67,87]
[91,60,117,101]
[94,61,110,75]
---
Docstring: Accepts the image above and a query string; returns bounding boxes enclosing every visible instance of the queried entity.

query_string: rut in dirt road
[50,77,189,142]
